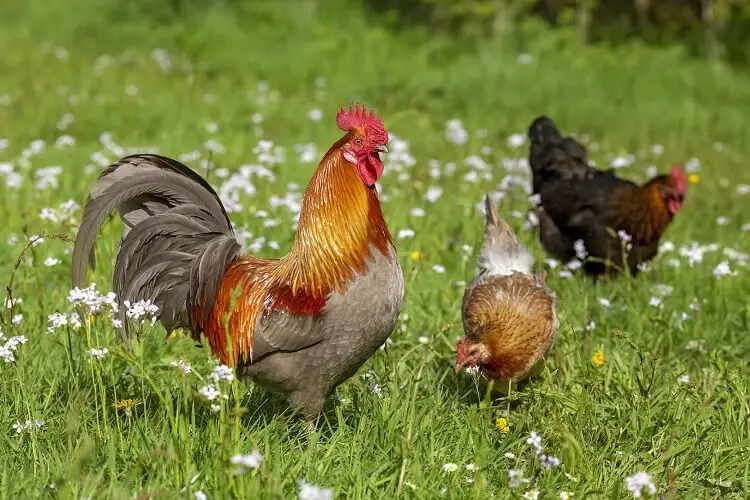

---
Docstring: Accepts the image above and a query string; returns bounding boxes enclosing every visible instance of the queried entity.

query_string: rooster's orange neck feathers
[273,135,393,296]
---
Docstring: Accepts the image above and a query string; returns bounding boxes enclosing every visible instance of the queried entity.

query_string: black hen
[527,116,687,277]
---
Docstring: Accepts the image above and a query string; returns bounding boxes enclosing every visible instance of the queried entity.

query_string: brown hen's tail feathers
[72,154,242,342]
[478,195,535,279]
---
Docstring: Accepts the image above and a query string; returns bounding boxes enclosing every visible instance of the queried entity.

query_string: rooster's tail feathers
[72,154,241,340]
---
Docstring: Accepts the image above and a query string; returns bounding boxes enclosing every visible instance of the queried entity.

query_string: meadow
[1,0,750,498]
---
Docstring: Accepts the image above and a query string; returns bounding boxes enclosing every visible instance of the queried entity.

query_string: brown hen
[455,196,559,393]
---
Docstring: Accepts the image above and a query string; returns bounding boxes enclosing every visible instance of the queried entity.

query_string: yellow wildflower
[495,417,510,434]
[591,350,605,367]
[114,398,140,417]
[688,174,699,185]
[409,250,422,262]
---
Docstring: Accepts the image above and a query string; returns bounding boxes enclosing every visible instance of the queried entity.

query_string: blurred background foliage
[366,0,750,64]
[48,0,750,66]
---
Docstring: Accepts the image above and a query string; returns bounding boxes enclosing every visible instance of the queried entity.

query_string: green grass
[1,0,750,498]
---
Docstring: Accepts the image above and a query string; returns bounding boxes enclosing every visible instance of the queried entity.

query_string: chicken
[528,116,687,277]
[72,103,404,418]
[455,195,558,393]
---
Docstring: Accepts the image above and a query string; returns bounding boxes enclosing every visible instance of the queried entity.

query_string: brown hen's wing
[463,274,557,380]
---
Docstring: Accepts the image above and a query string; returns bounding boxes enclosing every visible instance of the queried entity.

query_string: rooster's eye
[355,138,362,146]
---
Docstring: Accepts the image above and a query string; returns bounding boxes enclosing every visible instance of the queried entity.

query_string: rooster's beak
[376,144,389,154]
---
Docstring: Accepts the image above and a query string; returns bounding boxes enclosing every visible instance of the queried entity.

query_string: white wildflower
[86,347,109,360]
[298,479,333,500]
[713,261,737,278]
[170,359,192,374]
[523,491,540,500]
[539,454,561,470]
[308,109,323,122]
[11,418,44,434]
[508,469,530,488]
[507,133,525,148]
[445,119,468,145]
[573,239,588,260]
[199,384,221,401]
[611,155,635,169]
[517,53,533,64]
[68,284,118,314]
[124,299,159,323]
[432,265,445,274]
[442,463,459,473]
[651,284,673,297]
[679,374,690,384]
[1,335,28,363]
[526,431,543,455]
[397,229,415,239]
[230,449,263,469]
[425,186,443,203]
[566,260,582,271]
[211,364,235,383]
[625,471,656,498]
[55,134,76,148]
[69,312,82,329]
[44,257,61,267]
[46,312,68,333]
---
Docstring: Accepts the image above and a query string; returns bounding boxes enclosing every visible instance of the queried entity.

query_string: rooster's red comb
[336,102,388,142]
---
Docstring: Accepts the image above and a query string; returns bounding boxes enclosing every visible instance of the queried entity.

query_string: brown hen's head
[454,337,489,374]
[336,103,389,187]
[660,164,688,215]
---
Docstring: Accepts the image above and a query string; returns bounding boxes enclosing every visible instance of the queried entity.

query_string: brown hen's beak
[454,360,465,374]
[376,144,389,154]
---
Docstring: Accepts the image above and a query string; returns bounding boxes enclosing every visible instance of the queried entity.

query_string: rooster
[455,195,558,393]
[72,103,404,418]
[528,116,687,277]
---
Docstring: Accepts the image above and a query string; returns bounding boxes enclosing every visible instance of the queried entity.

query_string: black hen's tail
[527,116,592,191]
[72,154,242,342]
